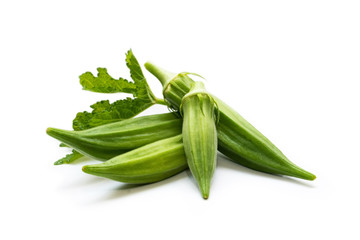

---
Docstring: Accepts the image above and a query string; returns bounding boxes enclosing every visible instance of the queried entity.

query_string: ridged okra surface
[144,62,316,181]
[181,81,218,199]
[47,113,182,160]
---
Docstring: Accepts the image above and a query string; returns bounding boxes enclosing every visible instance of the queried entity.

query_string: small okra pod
[82,135,187,184]
[181,81,218,199]
[46,113,182,161]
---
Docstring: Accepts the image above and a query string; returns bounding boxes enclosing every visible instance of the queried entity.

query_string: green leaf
[56,50,165,164]
[125,49,156,100]
[72,98,154,130]
[80,68,136,94]
[54,150,84,165]
[73,49,162,131]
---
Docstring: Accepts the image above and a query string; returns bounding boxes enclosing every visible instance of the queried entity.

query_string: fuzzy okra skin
[181,82,218,199]
[46,113,182,161]
[144,62,316,181]
[82,135,187,184]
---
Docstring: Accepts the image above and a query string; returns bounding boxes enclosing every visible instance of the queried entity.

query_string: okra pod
[181,81,218,199]
[82,135,187,184]
[144,62,316,181]
[46,113,182,161]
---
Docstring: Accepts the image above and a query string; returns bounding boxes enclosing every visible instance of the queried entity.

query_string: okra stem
[145,62,177,87]
[155,98,168,106]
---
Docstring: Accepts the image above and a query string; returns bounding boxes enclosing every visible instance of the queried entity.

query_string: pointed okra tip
[82,165,91,174]
[46,127,68,140]
[82,164,104,175]
[46,127,63,135]
[308,173,317,181]
[46,127,59,138]
[293,171,317,181]
[46,127,53,134]
[294,167,317,181]
[200,184,210,200]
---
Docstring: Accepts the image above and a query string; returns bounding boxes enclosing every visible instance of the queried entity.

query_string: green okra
[144,62,316,181]
[46,113,182,161]
[181,81,218,199]
[82,135,187,184]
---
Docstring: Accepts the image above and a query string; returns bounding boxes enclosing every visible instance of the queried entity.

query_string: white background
[1,1,359,239]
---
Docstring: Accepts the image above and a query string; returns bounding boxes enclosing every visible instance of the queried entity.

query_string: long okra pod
[82,135,187,184]
[47,113,182,161]
[144,62,316,181]
[181,81,218,199]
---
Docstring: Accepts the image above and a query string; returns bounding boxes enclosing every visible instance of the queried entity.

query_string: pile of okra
[47,50,316,199]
